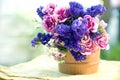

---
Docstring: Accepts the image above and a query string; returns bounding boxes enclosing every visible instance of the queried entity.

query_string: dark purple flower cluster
[69,1,85,17]
[71,19,88,40]
[69,2,106,18]
[55,19,88,60]
[31,33,52,47]
[60,37,84,53]
[86,4,106,17]
[41,34,53,45]
[70,50,86,61]
[31,37,40,47]
[56,24,72,38]
[37,6,45,19]
[89,31,101,40]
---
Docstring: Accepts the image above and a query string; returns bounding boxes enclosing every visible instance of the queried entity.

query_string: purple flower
[31,33,52,47]
[86,4,106,17]
[89,31,101,40]
[59,37,84,52]
[31,32,43,47]
[71,19,88,39]
[55,19,87,52]
[63,38,76,51]
[56,24,72,38]
[69,1,85,17]
[70,51,86,61]
[36,6,45,19]
[41,34,53,45]
[31,37,39,47]
[37,33,42,38]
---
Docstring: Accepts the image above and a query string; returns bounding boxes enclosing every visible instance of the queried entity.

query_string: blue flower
[73,43,85,52]
[37,6,45,19]
[69,1,85,17]
[63,38,76,51]
[70,51,86,61]
[71,19,88,39]
[56,20,87,52]
[37,32,42,39]
[89,31,101,40]
[41,34,53,45]
[86,4,106,17]
[31,37,39,47]
[31,33,52,47]
[59,36,84,52]
[56,24,72,38]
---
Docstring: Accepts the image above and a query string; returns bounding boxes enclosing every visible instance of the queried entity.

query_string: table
[0,55,120,80]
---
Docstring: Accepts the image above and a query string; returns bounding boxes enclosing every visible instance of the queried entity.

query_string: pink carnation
[43,15,57,33]
[81,33,90,44]
[42,3,57,15]
[52,52,65,60]
[80,33,97,55]
[99,20,107,28]
[84,15,99,32]
[95,34,110,50]
[55,8,72,22]
[82,40,97,55]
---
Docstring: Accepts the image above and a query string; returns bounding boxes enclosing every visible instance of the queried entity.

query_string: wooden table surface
[0,55,120,80]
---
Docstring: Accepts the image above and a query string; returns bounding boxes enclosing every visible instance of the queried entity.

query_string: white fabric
[0,55,120,80]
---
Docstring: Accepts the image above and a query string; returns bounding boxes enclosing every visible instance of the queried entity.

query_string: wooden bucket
[59,48,100,74]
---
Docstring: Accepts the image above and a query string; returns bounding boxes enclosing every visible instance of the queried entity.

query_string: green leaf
[57,47,68,53]
[58,57,64,61]
[98,26,104,34]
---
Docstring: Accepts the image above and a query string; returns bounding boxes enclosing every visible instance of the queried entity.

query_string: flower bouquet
[31,1,110,74]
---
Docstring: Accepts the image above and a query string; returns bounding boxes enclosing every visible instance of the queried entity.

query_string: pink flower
[80,33,97,55]
[42,3,57,15]
[84,15,93,29]
[92,17,99,32]
[84,15,99,32]
[55,8,72,22]
[99,20,107,28]
[52,53,58,60]
[52,52,65,60]
[82,40,97,55]
[78,17,82,21]
[95,34,110,50]
[43,15,57,33]
[81,33,90,44]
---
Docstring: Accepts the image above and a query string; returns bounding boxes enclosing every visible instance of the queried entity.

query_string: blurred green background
[0,0,120,66]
